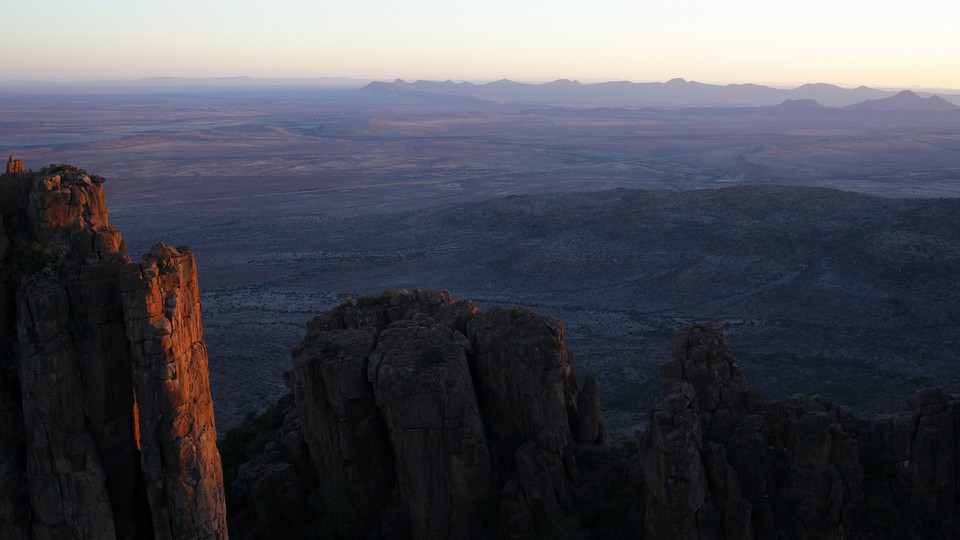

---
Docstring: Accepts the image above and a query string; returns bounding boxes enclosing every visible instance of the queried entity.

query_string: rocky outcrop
[640,324,864,539]
[663,324,763,443]
[232,291,608,539]
[369,316,493,539]
[466,307,600,537]
[863,388,960,537]
[5,156,24,175]
[637,323,959,539]
[0,198,29,539]
[291,326,392,507]
[575,375,606,447]
[229,309,960,539]
[122,243,226,539]
[0,165,226,538]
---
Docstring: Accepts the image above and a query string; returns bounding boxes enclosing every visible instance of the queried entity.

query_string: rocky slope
[231,304,960,539]
[0,165,226,538]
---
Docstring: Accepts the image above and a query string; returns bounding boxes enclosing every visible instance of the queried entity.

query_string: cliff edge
[0,164,226,539]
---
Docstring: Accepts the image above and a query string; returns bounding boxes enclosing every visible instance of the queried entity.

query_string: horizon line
[1,75,960,94]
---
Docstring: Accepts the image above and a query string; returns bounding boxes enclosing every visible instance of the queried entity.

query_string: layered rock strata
[0,165,226,539]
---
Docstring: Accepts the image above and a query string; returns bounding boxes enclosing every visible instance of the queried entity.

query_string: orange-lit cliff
[0,164,226,539]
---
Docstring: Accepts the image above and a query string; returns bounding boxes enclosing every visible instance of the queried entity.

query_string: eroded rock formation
[0,165,226,539]
[232,291,608,539]
[638,323,959,540]
[233,305,960,539]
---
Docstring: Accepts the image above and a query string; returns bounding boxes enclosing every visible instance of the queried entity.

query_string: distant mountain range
[844,89,960,111]
[354,78,960,109]
[0,76,372,92]
[4,76,959,110]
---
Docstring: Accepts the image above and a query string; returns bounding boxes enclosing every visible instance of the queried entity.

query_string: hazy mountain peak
[846,89,960,111]
[772,98,826,109]
[348,77,958,109]
[545,78,582,86]
[797,82,843,90]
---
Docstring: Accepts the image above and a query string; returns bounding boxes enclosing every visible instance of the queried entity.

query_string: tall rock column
[2,165,228,538]
[467,307,592,538]
[121,243,226,539]
[3,166,139,539]
[640,381,722,539]
[467,307,577,446]
[15,277,118,539]
[0,207,10,344]
[268,293,608,539]
[663,323,762,442]
[639,324,865,539]
[0,203,31,539]
[368,316,494,540]
[291,326,395,506]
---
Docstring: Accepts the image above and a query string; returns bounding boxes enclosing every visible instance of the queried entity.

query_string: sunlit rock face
[0,164,226,539]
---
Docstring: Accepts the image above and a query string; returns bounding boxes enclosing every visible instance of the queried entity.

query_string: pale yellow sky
[3,0,959,89]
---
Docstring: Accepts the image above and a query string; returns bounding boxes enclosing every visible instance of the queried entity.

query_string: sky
[3,0,959,89]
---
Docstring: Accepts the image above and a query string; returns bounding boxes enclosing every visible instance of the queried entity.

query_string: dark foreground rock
[228,291,608,539]
[232,316,960,539]
[635,323,959,540]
